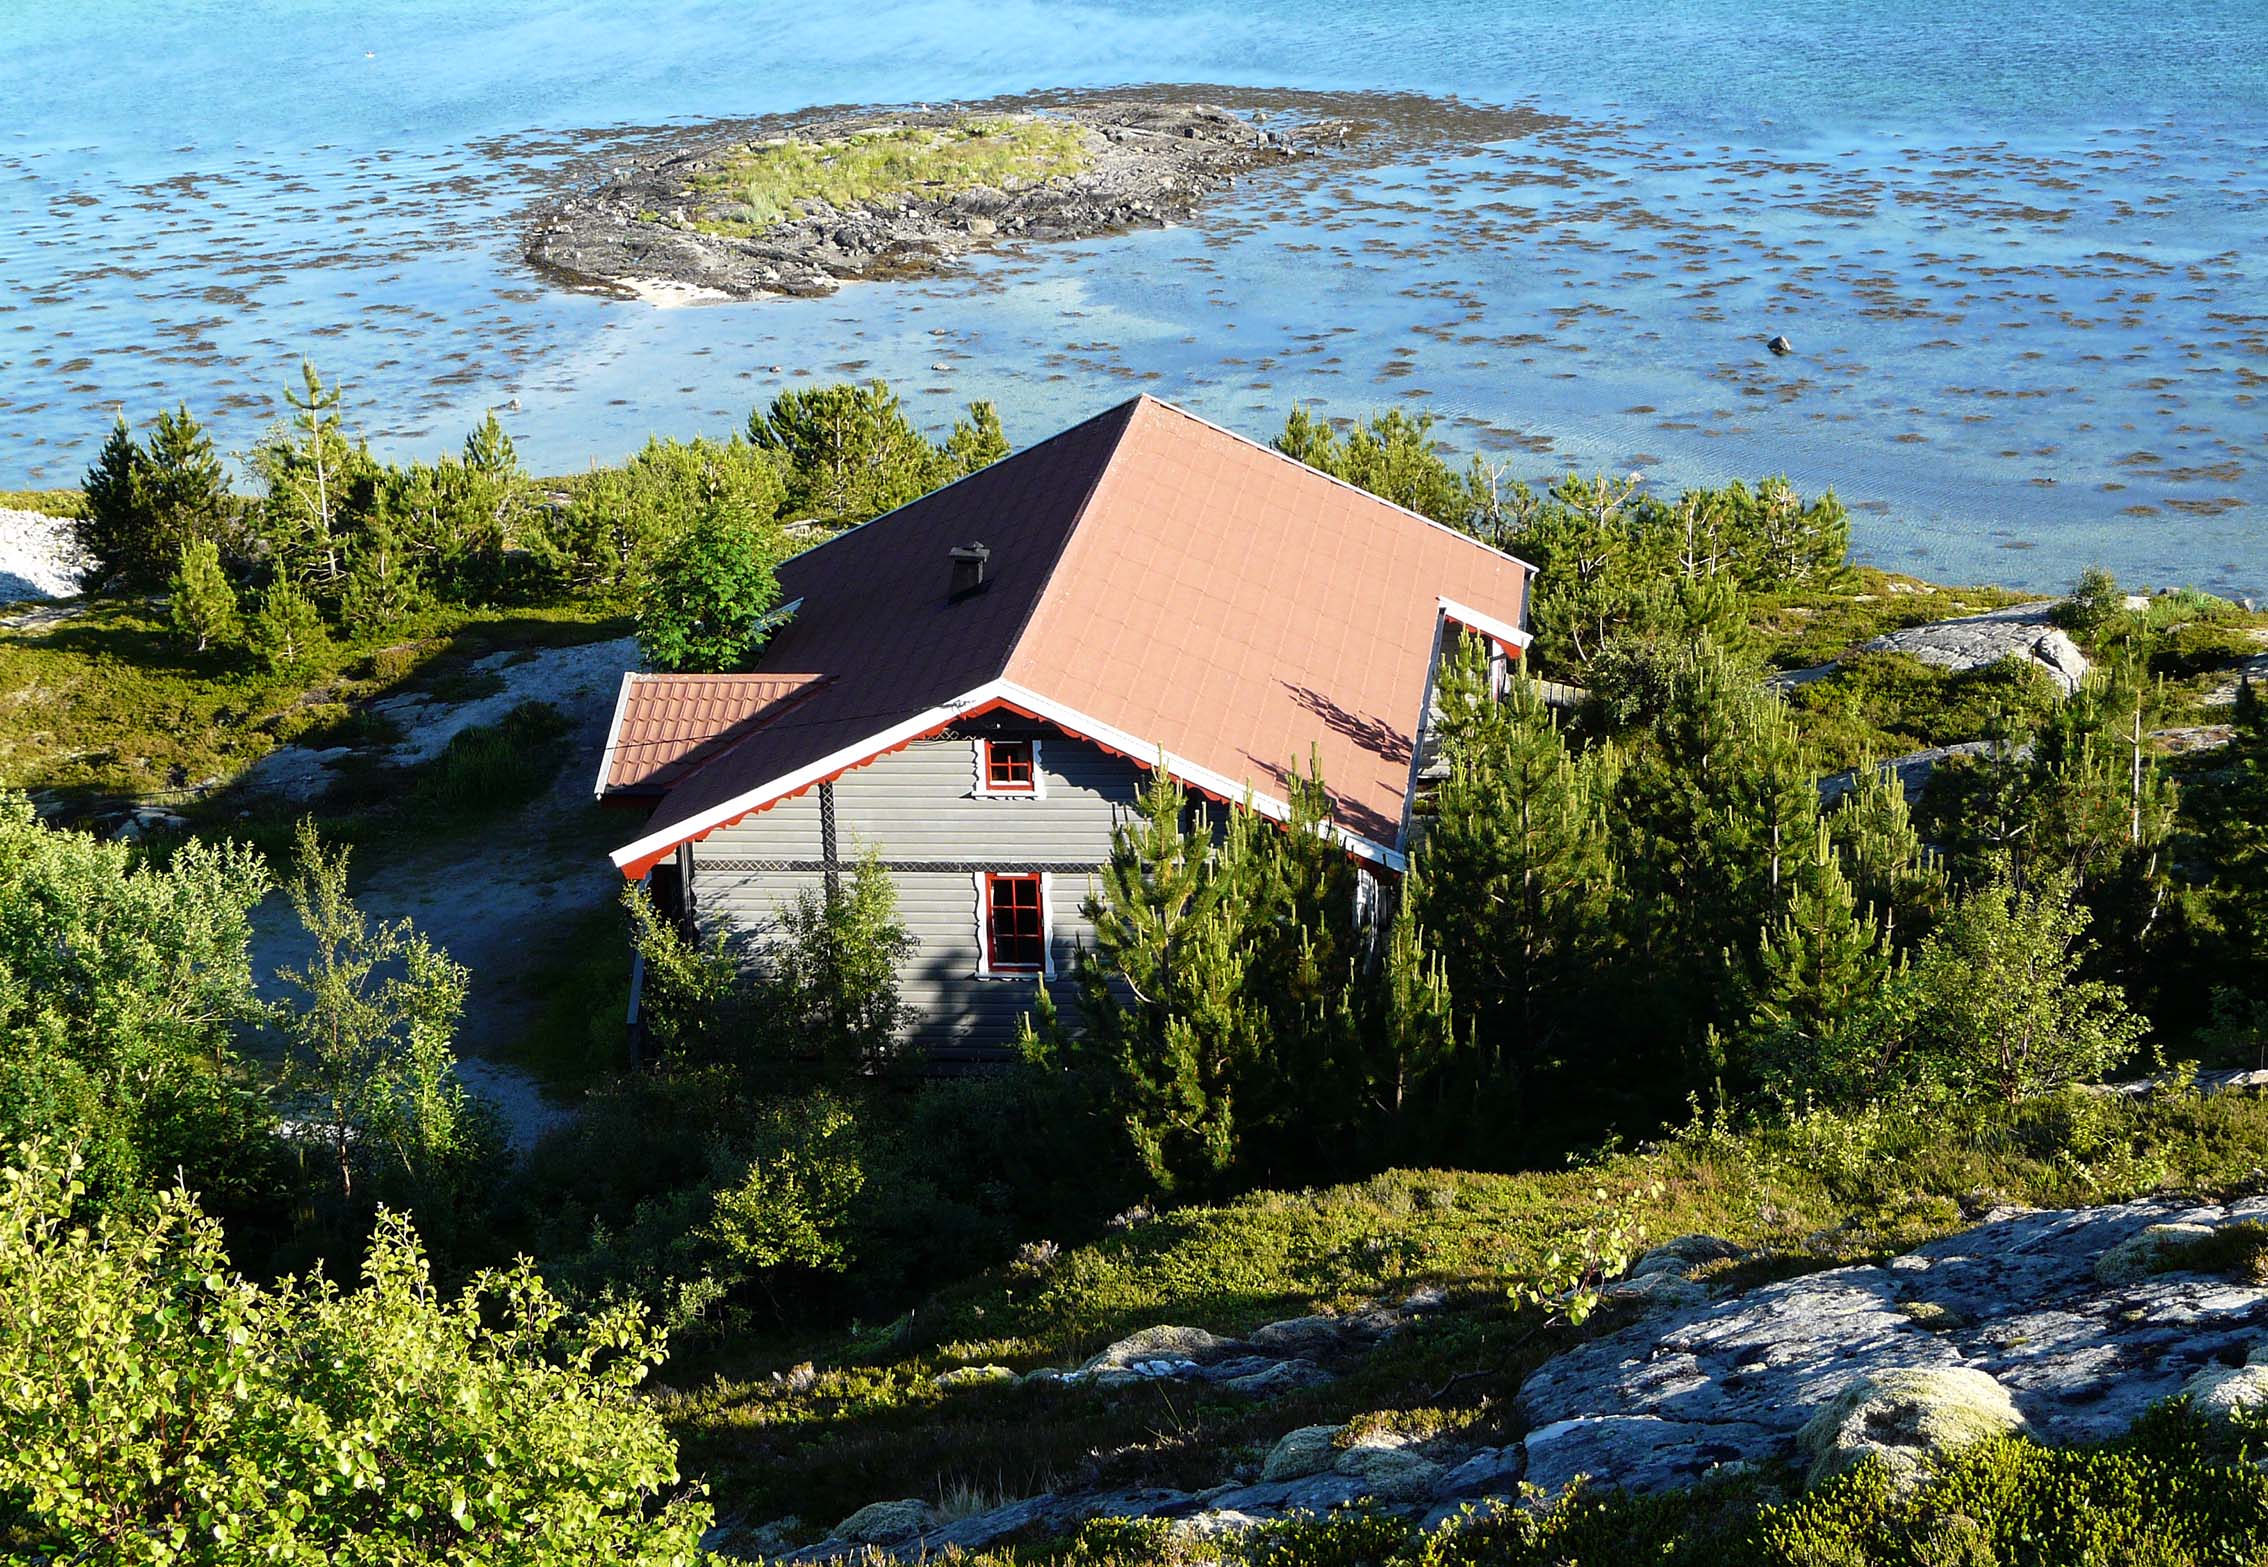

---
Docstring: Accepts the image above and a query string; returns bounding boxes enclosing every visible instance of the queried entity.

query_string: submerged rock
[1766,334,1794,356]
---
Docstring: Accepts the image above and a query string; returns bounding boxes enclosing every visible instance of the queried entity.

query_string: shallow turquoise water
[2,0,2262,591]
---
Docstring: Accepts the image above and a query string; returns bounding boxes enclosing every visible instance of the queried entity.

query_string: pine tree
[462,409,520,476]
[1226,759,1371,1173]
[338,513,425,635]
[139,403,233,569]
[1741,818,1891,1051]
[76,413,147,589]
[1411,635,1611,1093]
[166,539,240,654]
[1828,757,1944,944]
[1610,636,1822,1062]
[253,360,372,592]
[1373,905,1456,1135]
[749,380,953,525]
[248,573,328,676]
[1047,767,1256,1194]
[943,401,1010,476]
[1272,405,1480,528]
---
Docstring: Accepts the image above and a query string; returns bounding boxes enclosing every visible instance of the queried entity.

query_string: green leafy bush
[0,1143,710,1564]
[2050,564,2125,643]
[0,796,276,1214]
[633,504,784,672]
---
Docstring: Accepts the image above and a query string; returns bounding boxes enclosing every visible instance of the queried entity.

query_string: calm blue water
[2,0,2263,592]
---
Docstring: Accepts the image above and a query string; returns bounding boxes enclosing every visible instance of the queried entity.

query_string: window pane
[988,874,1044,968]
[986,739,1034,789]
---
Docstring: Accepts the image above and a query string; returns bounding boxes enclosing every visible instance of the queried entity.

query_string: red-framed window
[984,738,1036,793]
[984,873,1046,972]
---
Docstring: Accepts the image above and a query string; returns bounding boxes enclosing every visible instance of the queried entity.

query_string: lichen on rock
[1796,1367,2027,1487]
[1261,1424,1342,1481]
[2095,1222,2218,1284]
[2181,1345,2268,1427]
[829,1498,938,1545]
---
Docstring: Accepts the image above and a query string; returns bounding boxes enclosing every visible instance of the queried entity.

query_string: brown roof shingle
[608,395,1531,873]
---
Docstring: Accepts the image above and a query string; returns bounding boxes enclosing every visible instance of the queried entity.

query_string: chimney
[949,542,991,600]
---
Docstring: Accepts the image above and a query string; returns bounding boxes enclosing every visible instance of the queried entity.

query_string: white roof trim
[607,676,1409,875]
[994,682,1406,872]
[1438,595,1534,651]
[591,671,640,800]
[608,685,1000,871]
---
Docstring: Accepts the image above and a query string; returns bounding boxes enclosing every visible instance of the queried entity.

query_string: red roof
[606,395,1531,876]
[597,672,830,797]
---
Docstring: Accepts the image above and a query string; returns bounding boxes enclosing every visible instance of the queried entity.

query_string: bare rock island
[525,98,1350,302]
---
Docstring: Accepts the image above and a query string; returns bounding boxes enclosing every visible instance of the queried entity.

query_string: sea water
[1,0,2261,591]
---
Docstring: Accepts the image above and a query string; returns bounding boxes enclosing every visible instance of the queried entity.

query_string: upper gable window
[974,737,1044,798]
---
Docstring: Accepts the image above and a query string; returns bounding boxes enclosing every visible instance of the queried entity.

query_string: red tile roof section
[601,672,832,796]
[613,395,1530,869]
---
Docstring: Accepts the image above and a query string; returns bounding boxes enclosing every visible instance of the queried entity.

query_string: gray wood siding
[686,729,1139,1057]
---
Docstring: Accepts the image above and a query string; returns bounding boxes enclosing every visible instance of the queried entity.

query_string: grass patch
[685,116,1090,237]
[1784,651,2061,770]
[1748,569,2038,673]
[499,896,636,1093]
[408,700,573,815]
[2164,1220,2268,1284]
[0,599,623,809]
[0,488,86,519]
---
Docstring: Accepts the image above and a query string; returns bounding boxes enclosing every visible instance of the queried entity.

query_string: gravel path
[246,634,642,1150]
[0,507,88,601]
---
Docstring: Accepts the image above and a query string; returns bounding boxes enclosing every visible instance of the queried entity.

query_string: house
[595,394,1534,1060]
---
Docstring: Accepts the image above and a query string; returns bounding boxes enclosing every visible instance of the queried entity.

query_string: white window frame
[971,870,1055,979]
[970,735,1048,800]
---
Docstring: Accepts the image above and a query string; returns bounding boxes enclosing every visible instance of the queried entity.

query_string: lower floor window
[984,873,1046,973]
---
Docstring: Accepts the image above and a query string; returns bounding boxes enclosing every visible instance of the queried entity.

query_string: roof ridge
[994,394,1148,677]
[762,393,1151,581]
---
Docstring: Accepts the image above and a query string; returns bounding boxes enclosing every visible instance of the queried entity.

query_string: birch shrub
[0,1144,709,1566]
[0,794,276,1215]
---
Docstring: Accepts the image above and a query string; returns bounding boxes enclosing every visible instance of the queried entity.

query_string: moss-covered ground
[683,118,1091,237]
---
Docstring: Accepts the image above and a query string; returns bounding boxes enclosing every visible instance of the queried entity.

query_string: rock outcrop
[1859,602,2090,694]
[752,1198,2268,1562]
[530,99,1333,302]
[1517,1197,2268,1496]
[1794,1366,2026,1486]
